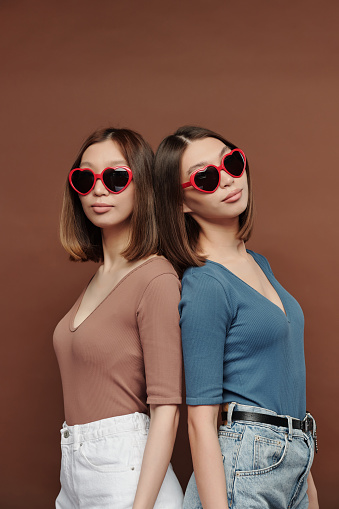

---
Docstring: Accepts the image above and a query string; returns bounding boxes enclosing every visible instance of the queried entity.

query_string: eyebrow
[187,145,230,175]
[80,160,127,169]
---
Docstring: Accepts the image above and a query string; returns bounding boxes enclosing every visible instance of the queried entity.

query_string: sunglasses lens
[194,166,219,192]
[71,170,94,194]
[103,168,130,192]
[224,151,245,177]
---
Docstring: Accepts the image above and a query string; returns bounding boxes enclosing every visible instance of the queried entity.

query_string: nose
[93,177,109,196]
[219,169,234,188]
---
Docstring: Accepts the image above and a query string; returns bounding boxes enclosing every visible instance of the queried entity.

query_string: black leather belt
[221,410,315,434]
[221,404,318,452]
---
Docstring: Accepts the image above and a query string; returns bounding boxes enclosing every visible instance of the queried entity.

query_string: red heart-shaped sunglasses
[182,148,246,193]
[69,166,133,195]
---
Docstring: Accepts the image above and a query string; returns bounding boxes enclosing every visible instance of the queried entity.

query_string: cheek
[238,171,249,197]
[78,194,87,207]
[236,175,249,214]
[243,174,249,201]
[242,171,248,188]
[78,195,91,215]
[183,192,204,210]
[183,193,218,217]
[123,186,135,211]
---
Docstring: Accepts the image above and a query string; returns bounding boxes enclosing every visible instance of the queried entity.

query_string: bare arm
[188,405,229,509]
[307,471,319,509]
[132,404,180,509]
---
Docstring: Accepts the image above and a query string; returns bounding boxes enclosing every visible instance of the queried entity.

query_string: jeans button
[64,430,70,438]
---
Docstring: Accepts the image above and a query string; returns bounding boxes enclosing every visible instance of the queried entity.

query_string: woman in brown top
[53,128,183,508]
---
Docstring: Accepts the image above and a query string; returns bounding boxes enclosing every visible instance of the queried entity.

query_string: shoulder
[182,262,231,291]
[247,249,274,274]
[134,256,179,284]
[182,261,223,281]
[179,263,234,329]
[181,263,229,302]
[136,257,180,307]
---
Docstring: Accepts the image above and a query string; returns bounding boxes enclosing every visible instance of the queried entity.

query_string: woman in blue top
[153,126,318,509]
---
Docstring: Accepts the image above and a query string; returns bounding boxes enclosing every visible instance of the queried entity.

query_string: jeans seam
[287,434,314,508]
[220,429,243,507]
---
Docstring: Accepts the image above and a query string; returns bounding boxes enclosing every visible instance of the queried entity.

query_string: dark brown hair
[60,127,157,262]
[153,125,254,278]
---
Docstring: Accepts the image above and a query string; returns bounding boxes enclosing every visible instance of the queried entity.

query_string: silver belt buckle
[305,411,318,453]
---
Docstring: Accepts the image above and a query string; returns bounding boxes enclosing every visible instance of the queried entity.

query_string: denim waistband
[60,412,150,445]
[224,402,306,420]
[221,402,315,441]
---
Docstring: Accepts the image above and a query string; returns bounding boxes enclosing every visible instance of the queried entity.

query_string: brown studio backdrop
[1,0,338,507]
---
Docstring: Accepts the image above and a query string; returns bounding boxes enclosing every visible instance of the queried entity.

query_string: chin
[232,197,248,216]
[91,219,120,229]
[90,214,133,230]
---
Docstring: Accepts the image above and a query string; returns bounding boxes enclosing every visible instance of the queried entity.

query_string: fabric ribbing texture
[54,257,182,425]
[179,250,306,420]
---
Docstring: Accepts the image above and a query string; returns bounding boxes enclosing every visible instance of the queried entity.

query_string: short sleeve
[179,270,232,405]
[137,273,182,405]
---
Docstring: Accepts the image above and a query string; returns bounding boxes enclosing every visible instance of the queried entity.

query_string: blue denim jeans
[184,403,315,509]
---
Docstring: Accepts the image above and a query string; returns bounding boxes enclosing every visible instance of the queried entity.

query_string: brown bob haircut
[153,125,254,278]
[60,127,157,262]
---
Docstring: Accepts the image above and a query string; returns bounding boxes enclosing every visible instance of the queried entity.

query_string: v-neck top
[179,250,306,420]
[53,258,182,425]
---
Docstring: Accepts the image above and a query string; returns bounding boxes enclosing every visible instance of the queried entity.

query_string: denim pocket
[253,433,285,471]
[79,434,137,473]
[236,425,288,476]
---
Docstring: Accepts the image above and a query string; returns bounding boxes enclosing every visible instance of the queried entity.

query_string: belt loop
[226,402,236,428]
[73,425,80,451]
[287,416,293,442]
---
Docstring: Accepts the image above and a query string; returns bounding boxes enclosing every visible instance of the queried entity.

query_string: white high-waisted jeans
[56,412,183,508]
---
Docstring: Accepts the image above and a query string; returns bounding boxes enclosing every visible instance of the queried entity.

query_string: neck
[101,221,131,272]
[196,217,247,260]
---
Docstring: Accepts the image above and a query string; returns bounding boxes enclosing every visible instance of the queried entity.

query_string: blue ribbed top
[179,250,306,420]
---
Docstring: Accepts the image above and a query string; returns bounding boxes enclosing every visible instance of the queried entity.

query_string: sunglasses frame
[69,166,133,195]
[181,148,246,194]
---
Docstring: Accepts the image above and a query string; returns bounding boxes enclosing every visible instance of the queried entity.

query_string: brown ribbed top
[53,258,182,425]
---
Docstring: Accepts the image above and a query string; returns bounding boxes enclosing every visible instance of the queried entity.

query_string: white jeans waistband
[60,412,149,444]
